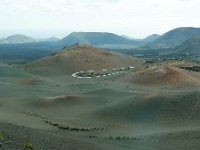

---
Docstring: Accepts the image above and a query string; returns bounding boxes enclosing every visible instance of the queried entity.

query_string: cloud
[13,4,30,12]
[0,0,200,38]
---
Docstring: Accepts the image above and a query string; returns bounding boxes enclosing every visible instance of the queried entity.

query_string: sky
[0,0,200,39]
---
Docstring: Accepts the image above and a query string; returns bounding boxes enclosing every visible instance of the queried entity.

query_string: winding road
[72,66,135,79]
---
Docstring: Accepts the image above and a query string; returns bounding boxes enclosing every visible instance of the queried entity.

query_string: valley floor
[0,60,200,150]
[0,122,199,150]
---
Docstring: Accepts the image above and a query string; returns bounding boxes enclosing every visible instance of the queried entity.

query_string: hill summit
[26,44,144,75]
[146,27,200,48]
[58,32,139,47]
[0,34,35,44]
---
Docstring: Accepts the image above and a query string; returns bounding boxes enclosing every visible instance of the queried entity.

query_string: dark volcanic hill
[143,34,160,42]
[173,36,200,55]
[146,27,200,48]
[58,32,140,48]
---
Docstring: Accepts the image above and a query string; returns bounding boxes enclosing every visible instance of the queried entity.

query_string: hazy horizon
[0,0,200,38]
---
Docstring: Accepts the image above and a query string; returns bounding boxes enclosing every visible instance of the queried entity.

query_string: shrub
[116,136,121,140]
[70,127,80,131]
[58,125,70,130]
[0,132,4,141]
[89,135,97,138]
[24,142,34,149]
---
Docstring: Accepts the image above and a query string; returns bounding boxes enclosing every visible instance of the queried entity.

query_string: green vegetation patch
[24,142,34,149]
[0,132,4,141]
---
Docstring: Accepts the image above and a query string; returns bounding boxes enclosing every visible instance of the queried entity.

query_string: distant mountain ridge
[39,37,60,42]
[0,34,35,44]
[0,34,60,44]
[146,27,200,48]
[143,34,160,42]
[121,35,142,41]
[173,36,200,55]
[58,32,142,48]
[1,27,200,60]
